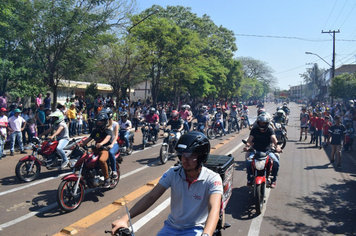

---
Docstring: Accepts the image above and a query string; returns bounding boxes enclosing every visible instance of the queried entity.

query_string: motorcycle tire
[207,128,216,140]
[159,144,169,164]
[142,135,147,150]
[57,180,85,212]
[255,182,265,215]
[127,140,133,155]
[228,123,232,134]
[109,162,120,189]
[280,136,287,149]
[15,160,41,182]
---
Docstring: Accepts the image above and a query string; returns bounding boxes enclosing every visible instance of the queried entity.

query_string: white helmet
[49,111,64,125]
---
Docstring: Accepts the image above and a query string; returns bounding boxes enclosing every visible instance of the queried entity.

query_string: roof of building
[335,64,356,74]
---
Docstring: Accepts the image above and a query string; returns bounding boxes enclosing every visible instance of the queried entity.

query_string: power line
[234,34,356,42]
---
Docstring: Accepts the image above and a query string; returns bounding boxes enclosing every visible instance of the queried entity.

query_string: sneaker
[319,146,322,149]
[135,130,139,132]
[112,171,118,179]
[1,154,7,158]
[330,159,334,164]
[20,150,27,154]
[61,160,69,169]
[103,178,111,188]
[247,180,252,187]
[270,182,277,188]
[10,152,14,156]
[304,136,307,141]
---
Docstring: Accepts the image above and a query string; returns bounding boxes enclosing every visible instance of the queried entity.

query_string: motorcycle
[15,137,87,182]
[192,122,206,133]
[141,122,157,149]
[240,115,248,129]
[274,122,287,149]
[206,119,224,140]
[227,117,239,134]
[243,140,278,214]
[159,129,181,164]
[57,145,121,212]
[117,131,134,155]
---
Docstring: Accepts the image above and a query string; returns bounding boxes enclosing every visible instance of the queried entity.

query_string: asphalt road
[0,102,355,236]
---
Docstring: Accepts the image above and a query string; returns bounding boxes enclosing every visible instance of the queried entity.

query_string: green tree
[29,0,135,109]
[85,82,98,99]
[330,73,356,100]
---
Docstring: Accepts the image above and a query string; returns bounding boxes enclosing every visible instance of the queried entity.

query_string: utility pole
[322,30,340,103]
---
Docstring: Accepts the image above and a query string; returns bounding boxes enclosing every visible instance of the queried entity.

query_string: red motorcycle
[243,140,277,214]
[206,119,224,139]
[117,131,134,155]
[15,137,87,182]
[57,145,121,212]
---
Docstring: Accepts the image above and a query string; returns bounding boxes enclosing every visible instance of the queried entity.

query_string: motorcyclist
[195,108,208,133]
[229,105,240,131]
[111,131,223,236]
[100,107,119,179]
[222,106,228,132]
[179,105,190,132]
[241,105,251,127]
[143,107,159,141]
[243,114,282,188]
[164,110,184,139]
[274,110,286,124]
[80,113,113,188]
[282,102,290,125]
[40,111,69,169]
[118,112,132,152]
[214,106,226,135]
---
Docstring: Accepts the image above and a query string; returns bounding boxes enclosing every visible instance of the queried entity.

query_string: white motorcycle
[159,129,181,164]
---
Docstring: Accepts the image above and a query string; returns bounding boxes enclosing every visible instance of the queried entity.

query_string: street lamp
[305,52,332,67]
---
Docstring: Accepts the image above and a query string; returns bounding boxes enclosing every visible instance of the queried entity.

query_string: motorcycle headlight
[68,159,77,168]
[255,160,266,170]
[163,133,169,138]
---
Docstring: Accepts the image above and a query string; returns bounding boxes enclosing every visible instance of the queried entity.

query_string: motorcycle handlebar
[105,228,131,236]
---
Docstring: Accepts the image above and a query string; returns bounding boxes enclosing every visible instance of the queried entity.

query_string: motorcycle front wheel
[57,180,85,212]
[159,144,169,164]
[207,128,216,140]
[15,160,41,182]
[127,139,133,155]
[255,182,265,215]
[110,162,120,189]
[280,136,287,149]
[142,135,147,150]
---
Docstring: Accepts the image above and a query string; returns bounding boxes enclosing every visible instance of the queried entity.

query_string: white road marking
[247,188,271,236]
[132,197,171,232]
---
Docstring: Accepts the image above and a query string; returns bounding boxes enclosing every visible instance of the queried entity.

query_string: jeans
[231,117,240,131]
[108,143,119,172]
[0,136,5,157]
[157,221,203,236]
[119,130,129,148]
[315,129,322,146]
[69,119,77,136]
[246,151,280,181]
[133,118,140,131]
[10,131,24,153]
[77,124,83,135]
[183,121,190,132]
[22,127,31,144]
[83,121,88,133]
[56,138,69,163]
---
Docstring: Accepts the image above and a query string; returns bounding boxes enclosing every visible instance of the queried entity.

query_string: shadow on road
[264,179,356,235]
[225,187,259,221]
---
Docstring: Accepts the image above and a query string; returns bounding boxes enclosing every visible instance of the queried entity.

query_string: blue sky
[135,0,356,90]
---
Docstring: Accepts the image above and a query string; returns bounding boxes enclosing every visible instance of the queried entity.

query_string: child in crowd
[322,116,332,146]
[77,110,83,135]
[27,118,37,143]
[344,122,354,152]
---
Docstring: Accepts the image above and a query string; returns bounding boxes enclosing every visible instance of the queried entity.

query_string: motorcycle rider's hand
[243,146,250,152]
[108,144,113,149]
[276,146,282,153]
[96,143,102,149]
[111,218,129,236]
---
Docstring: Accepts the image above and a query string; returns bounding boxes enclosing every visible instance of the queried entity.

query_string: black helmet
[100,107,113,120]
[175,131,210,169]
[149,107,156,114]
[94,112,108,130]
[256,114,270,131]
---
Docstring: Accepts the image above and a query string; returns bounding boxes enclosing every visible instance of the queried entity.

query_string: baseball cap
[13,108,21,113]
[0,108,7,112]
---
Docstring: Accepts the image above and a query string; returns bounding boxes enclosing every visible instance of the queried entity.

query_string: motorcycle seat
[254,151,268,160]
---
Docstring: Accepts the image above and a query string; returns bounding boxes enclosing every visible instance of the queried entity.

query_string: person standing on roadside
[0,92,8,109]
[67,104,77,137]
[315,112,324,149]
[8,109,27,156]
[328,115,346,169]
[299,107,309,141]
[35,104,46,137]
[35,94,42,109]
[43,93,51,110]
[0,108,8,159]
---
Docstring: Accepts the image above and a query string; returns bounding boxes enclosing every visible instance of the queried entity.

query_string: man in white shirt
[0,108,8,158]
[118,112,132,151]
[8,108,27,156]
